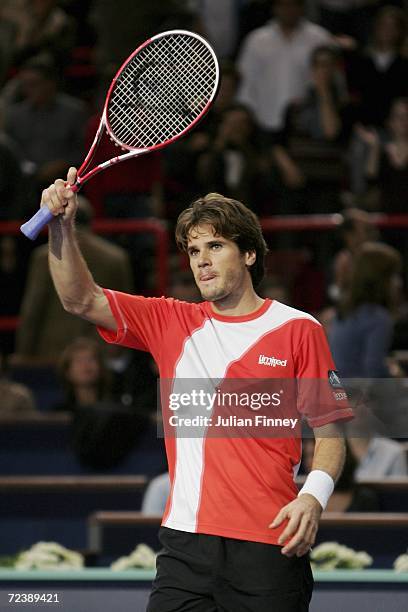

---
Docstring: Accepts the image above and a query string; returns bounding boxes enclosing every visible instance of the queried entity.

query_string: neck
[211,286,265,317]
[75,386,98,406]
[278,21,300,37]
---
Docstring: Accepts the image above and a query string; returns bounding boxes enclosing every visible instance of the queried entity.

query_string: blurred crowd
[0,0,408,478]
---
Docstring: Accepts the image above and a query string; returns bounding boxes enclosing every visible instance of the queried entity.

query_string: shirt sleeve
[294,321,354,428]
[96,289,174,360]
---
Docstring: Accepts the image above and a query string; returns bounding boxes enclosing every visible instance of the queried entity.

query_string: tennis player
[43,167,353,611]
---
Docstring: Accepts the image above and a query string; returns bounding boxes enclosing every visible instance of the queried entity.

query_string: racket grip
[20,207,54,240]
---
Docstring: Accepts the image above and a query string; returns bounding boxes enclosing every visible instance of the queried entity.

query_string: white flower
[15,542,84,570]
[310,541,372,570]
[394,554,408,573]
[111,544,157,571]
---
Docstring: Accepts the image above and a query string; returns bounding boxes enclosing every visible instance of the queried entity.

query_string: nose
[197,249,211,268]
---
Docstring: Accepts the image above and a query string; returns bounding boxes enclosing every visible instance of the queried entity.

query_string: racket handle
[20,180,81,240]
[20,207,54,240]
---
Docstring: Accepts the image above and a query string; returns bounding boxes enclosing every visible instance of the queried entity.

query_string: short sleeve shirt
[98,291,353,544]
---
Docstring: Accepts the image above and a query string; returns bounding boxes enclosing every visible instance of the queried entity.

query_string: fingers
[269,506,289,529]
[269,498,320,558]
[277,512,302,547]
[41,172,78,218]
[66,166,77,186]
[281,514,318,558]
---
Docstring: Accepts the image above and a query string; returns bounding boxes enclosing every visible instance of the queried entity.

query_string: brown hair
[339,242,401,317]
[58,337,111,403]
[372,5,407,49]
[175,193,268,287]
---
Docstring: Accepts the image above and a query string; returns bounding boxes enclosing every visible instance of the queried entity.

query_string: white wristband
[298,469,334,510]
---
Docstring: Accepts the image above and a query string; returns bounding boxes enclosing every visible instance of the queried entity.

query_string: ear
[245,250,256,267]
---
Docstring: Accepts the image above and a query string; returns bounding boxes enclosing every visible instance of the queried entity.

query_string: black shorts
[147,527,314,612]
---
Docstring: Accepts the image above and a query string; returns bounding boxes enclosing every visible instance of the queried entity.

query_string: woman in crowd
[56,337,145,470]
[329,241,401,378]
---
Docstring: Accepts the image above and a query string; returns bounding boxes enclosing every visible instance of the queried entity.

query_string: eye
[211,243,222,250]
[189,248,199,257]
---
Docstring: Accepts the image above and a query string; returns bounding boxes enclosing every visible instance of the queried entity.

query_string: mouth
[199,274,217,283]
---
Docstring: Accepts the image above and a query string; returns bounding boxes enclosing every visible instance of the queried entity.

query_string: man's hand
[269,493,322,557]
[41,167,78,224]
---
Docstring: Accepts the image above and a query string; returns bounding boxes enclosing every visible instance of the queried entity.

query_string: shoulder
[301,20,331,41]
[269,300,321,328]
[241,20,277,48]
[358,304,392,325]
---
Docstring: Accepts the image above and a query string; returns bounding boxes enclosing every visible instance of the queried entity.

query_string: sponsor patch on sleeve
[328,369,342,389]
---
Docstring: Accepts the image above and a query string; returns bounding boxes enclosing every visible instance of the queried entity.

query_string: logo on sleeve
[328,370,342,388]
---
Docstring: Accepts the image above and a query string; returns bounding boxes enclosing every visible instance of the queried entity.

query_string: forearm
[311,435,346,482]
[48,219,102,318]
[297,426,346,510]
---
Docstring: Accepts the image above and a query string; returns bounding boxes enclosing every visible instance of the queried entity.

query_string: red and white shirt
[98,292,353,545]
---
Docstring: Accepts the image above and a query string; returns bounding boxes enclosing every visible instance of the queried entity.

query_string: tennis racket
[21,29,219,240]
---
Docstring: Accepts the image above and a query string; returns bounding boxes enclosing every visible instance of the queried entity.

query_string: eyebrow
[187,239,226,252]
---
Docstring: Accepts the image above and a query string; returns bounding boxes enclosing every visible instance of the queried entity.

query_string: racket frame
[75,29,220,189]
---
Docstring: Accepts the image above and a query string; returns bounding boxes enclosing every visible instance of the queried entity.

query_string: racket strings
[107,33,217,149]
[111,38,214,145]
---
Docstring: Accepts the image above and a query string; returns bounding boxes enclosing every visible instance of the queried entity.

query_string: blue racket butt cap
[20,207,54,240]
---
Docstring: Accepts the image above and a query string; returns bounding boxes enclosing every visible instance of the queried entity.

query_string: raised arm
[45,167,116,331]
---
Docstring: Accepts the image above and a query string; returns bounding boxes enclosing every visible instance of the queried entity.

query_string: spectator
[302,438,380,511]
[55,337,111,412]
[191,0,242,59]
[276,44,350,213]
[141,472,170,515]
[11,0,76,70]
[56,336,146,470]
[329,208,378,303]
[347,5,408,194]
[237,0,332,135]
[348,436,407,480]
[195,104,267,211]
[13,196,134,364]
[329,241,402,378]
[357,97,408,214]
[347,5,408,130]
[0,354,37,416]
[4,55,87,203]
[285,45,347,142]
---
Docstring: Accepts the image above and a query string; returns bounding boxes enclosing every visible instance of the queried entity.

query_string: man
[237,0,331,134]
[43,167,352,611]
[5,56,86,195]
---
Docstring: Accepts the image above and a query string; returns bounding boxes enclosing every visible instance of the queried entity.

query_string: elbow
[61,298,93,317]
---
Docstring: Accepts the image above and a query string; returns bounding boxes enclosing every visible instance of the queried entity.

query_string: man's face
[187,224,254,303]
[20,69,55,106]
[274,0,303,29]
